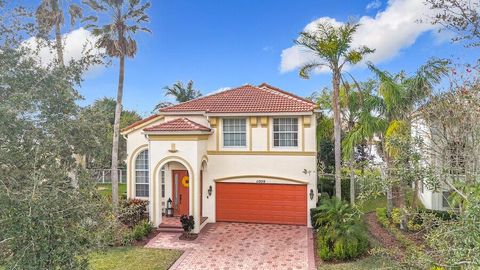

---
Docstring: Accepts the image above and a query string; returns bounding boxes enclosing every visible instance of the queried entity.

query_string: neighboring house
[412,112,479,211]
[121,83,318,233]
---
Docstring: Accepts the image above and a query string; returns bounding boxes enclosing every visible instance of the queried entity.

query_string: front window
[273,118,298,147]
[223,118,246,147]
[135,149,149,197]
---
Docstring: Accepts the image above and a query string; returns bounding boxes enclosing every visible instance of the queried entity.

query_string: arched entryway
[152,156,195,227]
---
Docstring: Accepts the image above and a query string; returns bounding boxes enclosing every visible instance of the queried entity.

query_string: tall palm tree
[368,59,448,216]
[35,0,83,66]
[84,0,151,212]
[341,81,386,204]
[165,80,202,102]
[295,21,374,200]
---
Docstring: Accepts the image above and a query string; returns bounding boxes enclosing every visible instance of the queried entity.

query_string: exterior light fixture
[208,185,213,197]
[309,189,314,200]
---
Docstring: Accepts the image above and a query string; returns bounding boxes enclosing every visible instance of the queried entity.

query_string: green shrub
[131,220,154,241]
[407,220,422,232]
[99,216,134,246]
[318,176,352,202]
[391,208,402,225]
[314,198,369,261]
[376,208,389,227]
[118,199,149,227]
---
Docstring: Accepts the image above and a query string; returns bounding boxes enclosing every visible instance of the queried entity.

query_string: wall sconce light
[208,185,213,197]
[309,189,314,200]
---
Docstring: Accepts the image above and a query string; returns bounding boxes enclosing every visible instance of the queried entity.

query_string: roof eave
[143,130,212,135]
[121,115,164,135]
[158,111,207,115]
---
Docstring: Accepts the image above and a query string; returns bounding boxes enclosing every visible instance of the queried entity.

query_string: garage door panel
[216,183,307,225]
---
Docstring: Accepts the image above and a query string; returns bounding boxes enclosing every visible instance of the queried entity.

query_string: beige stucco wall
[124,117,165,199]
[202,154,317,227]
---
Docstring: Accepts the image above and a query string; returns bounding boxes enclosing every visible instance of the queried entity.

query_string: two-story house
[121,83,318,233]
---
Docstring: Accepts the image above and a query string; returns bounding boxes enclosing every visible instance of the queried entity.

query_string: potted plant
[179,215,197,240]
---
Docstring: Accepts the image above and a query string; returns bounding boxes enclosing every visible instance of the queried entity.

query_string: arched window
[135,149,149,197]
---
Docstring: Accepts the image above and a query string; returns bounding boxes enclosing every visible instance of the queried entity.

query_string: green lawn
[96,183,127,197]
[358,188,421,213]
[89,247,181,270]
[359,195,387,213]
[1,247,181,270]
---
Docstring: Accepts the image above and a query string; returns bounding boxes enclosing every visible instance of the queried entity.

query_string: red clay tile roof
[159,83,316,113]
[121,114,161,132]
[143,117,211,132]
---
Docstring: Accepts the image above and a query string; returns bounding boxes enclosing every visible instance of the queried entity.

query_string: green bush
[118,199,149,227]
[313,198,369,261]
[99,216,134,247]
[318,176,352,202]
[391,208,402,225]
[376,208,389,227]
[131,220,154,241]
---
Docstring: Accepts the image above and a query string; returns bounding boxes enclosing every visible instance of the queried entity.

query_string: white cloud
[366,0,382,11]
[22,27,104,72]
[206,87,231,96]
[280,0,439,73]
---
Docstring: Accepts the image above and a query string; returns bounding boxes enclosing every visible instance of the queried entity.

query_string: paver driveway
[146,222,315,270]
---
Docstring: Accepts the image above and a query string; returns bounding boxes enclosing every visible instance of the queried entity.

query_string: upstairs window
[223,118,246,147]
[135,149,149,197]
[273,118,298,147]
[448,141,466,175]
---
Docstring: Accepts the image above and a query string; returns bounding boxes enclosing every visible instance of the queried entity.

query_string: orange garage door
[216,183,307,225]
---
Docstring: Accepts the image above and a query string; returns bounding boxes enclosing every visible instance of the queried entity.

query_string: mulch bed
[133,229,162,246]
[364,212,405,259]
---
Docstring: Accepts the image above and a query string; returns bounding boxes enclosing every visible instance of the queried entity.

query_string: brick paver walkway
[146,222,315,270]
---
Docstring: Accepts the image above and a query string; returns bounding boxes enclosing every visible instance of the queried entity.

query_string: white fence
[90,169,127,184]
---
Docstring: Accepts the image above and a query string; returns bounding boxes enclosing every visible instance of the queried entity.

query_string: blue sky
[25,0,480,116]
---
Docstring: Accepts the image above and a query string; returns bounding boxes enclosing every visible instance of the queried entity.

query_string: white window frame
[135,149,149,197]
[273,117,299,148]
[222,118,247,147]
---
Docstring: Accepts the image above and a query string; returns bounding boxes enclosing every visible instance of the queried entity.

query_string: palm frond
[299,62,324,79]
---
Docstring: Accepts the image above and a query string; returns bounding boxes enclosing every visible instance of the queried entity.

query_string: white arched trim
[152,156,195,225]
[128,144,148,198]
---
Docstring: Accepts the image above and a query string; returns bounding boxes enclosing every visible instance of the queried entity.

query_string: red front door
[172,170,189,216]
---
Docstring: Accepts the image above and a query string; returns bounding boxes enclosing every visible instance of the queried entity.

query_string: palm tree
[341,81,386,204]
[295,21,374,200]
[165,80,202,102]
[368,59,448,218]
[84,0,151,212]
[153,80,201,112]
[35,0,83,66]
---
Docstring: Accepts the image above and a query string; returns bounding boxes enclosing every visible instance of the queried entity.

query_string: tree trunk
[385,155,394,216]
[111,56,125,213]
[53,3,64,67]
[349,154,355,205]
[332,70,342,200]
[398,184,408,230]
